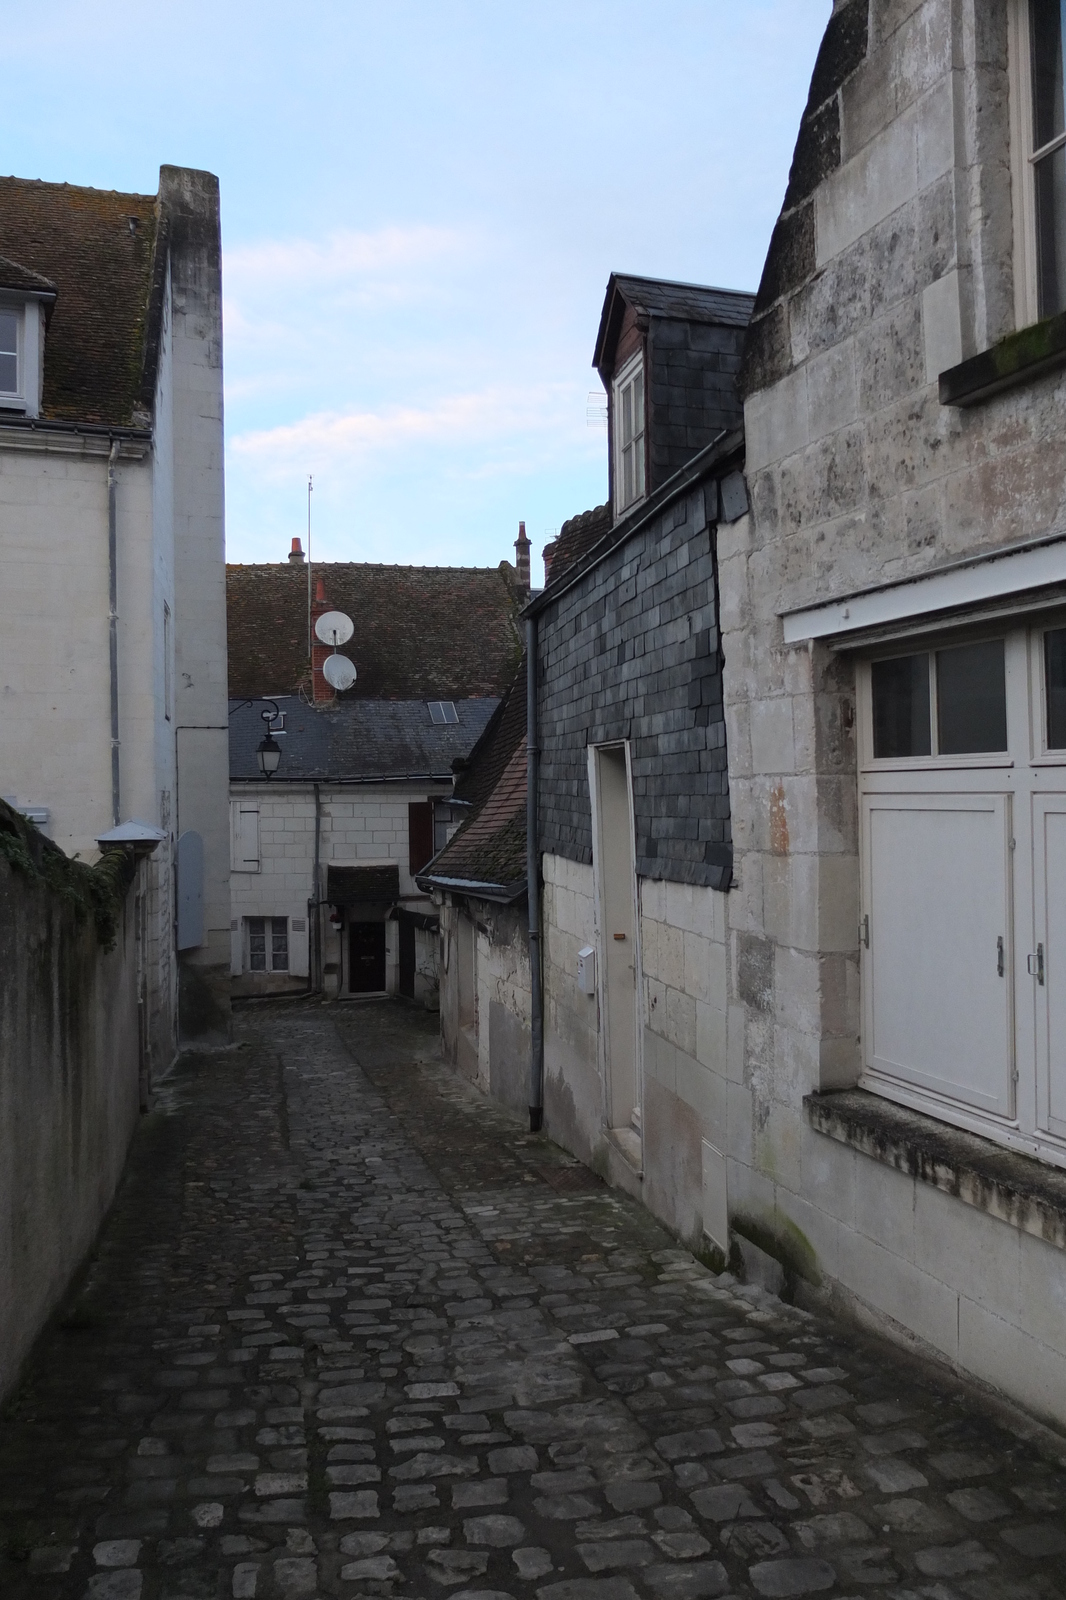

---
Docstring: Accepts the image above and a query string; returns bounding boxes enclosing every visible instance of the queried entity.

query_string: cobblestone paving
[3,1003,1066,1600]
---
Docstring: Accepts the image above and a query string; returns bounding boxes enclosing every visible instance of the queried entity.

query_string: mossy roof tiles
[0,176,158,426]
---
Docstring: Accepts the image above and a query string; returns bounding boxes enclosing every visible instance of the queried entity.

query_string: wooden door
[863,792,1014,1116]
[349,921,386,994]
[1034,795,1066,1138]
[398,918,415,998]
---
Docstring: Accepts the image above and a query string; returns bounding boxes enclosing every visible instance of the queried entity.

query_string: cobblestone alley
[3,1003,1066,1600]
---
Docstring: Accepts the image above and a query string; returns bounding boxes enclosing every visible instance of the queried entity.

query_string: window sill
[804,1088,1066,1251]
[940,311,1066,407]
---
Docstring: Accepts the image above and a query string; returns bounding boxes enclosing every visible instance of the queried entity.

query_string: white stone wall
[723,0,1066,1425]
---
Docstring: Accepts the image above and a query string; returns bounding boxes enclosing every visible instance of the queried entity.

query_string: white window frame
[612,349,646,514]
[246,915,289,973]
[0,297,42,416]
[858,613,1066,1170]
[1009,0,1066,326]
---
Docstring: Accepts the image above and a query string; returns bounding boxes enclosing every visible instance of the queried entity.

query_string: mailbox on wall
[577,946,597,996]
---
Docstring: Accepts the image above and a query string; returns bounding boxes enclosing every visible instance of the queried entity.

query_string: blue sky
[8,2,828,581]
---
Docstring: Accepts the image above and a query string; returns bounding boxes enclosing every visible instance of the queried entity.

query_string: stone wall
[720,0,1066,1425]
[0,814,140,1404]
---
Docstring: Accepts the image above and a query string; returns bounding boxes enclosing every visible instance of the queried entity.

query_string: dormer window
[0,308,18,396]
[613,351,646,513]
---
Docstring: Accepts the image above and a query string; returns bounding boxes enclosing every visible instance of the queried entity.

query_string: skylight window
[428,701,459,725]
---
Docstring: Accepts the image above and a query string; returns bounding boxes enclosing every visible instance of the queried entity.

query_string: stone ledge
[805,1088,1066,1251]
[939,311,1066,407]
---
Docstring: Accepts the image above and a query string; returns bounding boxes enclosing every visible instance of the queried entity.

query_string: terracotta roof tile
[542,504,611,587]
[0,176,158,425]
[226,561,523,702]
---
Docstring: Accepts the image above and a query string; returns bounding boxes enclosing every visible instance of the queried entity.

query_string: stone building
[722,0,1066,1425]
[0,167,231,1062]
[226,547,523,999]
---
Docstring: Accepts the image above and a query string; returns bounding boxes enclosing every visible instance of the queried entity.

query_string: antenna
[306,475,314,662]
[323,655,358,691]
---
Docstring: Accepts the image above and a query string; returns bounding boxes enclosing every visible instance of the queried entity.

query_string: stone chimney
[310,576,334,704]
[289,537,306,563]
[514,521,531,596]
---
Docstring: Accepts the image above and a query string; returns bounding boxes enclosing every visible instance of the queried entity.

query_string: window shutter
[232,803,260,872]
[408,801,434,875]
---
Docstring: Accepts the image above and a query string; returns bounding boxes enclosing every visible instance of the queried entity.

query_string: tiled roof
[0,177,158,426]
[226,562,524,701]
[593,274,756,370]
[542,505,611,587]
[420,662,528,899]
[229,696,497,783]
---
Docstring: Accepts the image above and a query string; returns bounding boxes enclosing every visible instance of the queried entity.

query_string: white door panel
[1034,796,1066,1138]
[863,793,1013,1116]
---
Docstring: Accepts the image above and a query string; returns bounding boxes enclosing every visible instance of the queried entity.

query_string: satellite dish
[322,654,357,692]
[315,609,354,646]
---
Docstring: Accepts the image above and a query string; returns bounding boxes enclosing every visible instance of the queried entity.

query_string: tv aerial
[315,608,357,692]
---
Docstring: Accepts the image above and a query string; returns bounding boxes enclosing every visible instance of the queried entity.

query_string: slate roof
[0,253,56,297]
[542,505,611,587]
[0,176,158,426]
[227,562,524,702]
[419,661,528,900]
[229,697,497,783]
[593,273,756,371]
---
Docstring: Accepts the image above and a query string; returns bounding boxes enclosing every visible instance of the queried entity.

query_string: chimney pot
[289,537,306,563]
[514,520,531,595]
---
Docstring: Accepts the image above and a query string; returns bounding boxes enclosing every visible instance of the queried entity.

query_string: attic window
[428,701,459,725]
[613,351,646,512]
[0,309,18,395]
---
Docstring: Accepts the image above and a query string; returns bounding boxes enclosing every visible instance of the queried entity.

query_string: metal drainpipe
[526,617,544,1132]
[107,439,121,826]
[311,781,322,992]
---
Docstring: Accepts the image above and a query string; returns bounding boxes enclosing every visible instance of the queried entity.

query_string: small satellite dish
[315,609,354,646]
[323,654,357,692]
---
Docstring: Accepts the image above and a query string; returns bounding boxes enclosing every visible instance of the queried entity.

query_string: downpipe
[107,439,121,826]
[526,616,544,1133]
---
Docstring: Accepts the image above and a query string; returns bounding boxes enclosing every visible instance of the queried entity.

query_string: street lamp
[257,731,282,778]
[256,701,283,778]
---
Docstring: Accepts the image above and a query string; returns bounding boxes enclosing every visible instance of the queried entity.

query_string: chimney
[310,576,334,704]
[542,535,558,588]
[514,521,531,596]
[289,537,306,563]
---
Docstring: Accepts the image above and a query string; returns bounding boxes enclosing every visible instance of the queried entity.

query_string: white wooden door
[1033,795,1066,1138]
[863,792,1014,1116]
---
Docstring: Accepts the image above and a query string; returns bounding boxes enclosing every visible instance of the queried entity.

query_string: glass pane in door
[936,639,1007,754]
[871,653,931,758]
[1045,627,1066,747]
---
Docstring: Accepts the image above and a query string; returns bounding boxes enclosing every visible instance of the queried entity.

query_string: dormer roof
[593,272,756,380]
[0,253,57,298]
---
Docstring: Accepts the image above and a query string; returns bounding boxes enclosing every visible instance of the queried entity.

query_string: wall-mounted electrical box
[577,945,596,995]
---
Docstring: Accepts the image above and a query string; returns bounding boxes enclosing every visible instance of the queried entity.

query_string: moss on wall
[0,799,134,949]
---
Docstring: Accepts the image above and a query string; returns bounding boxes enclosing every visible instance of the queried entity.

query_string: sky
[6,2,829,584]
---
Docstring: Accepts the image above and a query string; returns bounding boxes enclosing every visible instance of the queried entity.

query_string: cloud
[224,223,471,292]
[230,381,595,477]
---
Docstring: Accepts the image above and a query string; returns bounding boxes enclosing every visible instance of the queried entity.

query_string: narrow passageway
[2,1003,1065,1600]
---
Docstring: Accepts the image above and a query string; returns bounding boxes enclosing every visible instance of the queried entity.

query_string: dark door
[349,921,387,993]
[398,918,415,998]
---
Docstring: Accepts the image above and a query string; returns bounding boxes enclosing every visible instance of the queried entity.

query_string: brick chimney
[514,521,531,596]
[289,537,306,563]
[310,576,334,704]
[542,534,558,587]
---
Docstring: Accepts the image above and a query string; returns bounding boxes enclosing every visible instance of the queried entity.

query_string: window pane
[872,654,932,758]
[1035,143,1066,316]
[1046,628,1066,747]
[1031,0,1066,150]
[248,918,266,971]
[0,353,16,393]
[620,382,633,448]
[936,639,1008,754]
[271,917,289,971]
[0,310,16,356]
[632,371,643,438]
